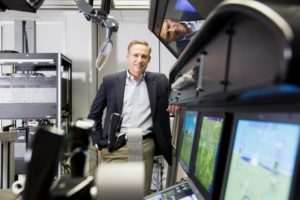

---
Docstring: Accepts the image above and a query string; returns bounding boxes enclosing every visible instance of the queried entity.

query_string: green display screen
[194,116,224,193]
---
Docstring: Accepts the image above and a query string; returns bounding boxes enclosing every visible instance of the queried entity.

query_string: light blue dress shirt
[119,70,153,136]
[180,20,205,41]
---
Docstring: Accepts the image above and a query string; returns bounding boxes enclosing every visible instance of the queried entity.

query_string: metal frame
[0,53,72,188]
[0,53,72,123]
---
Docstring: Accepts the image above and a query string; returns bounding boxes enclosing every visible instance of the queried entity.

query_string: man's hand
[167,104,181,116]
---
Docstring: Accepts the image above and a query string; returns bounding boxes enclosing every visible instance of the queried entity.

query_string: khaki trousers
[100,137,155,196]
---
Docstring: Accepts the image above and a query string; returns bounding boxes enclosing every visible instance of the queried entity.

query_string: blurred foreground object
[95,162,145,200]
[0,0,45,12]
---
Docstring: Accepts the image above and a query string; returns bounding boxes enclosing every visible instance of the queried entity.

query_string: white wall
[0,21,15,50]
[160,42,177,77]
[35,10,97,120]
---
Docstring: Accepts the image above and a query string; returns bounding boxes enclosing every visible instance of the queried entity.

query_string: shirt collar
[126,69,146,83]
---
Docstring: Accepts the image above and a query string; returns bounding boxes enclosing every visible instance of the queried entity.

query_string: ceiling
[0,0,149,22]
[40,0,150,10]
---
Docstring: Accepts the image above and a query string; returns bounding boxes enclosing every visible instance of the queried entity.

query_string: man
[88,40,178,195]
[160,18,205,55]
[160,19,204,43]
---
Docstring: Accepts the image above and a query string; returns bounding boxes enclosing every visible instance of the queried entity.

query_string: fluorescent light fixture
[40,0,150,9]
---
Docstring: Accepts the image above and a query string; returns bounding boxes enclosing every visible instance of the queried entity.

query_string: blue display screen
[179,111,198,173]
[175,0,197,12]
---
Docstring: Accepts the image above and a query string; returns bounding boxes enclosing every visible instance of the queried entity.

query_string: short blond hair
[127,40,152,55]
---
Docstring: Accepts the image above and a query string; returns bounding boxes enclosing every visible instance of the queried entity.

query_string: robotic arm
[74,0,119,70]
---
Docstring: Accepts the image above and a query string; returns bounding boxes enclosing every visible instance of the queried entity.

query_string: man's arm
[87,82,107,145]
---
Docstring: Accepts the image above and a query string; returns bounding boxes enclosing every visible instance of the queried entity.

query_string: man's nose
[136,56,143,62]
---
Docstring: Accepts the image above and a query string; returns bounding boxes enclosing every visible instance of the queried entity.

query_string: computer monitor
[178,111,199,174]
[188,0,223,19]
[221,113,300,200]
[144,178,202,200]
[148,0,204,58]
[193,115,224,196]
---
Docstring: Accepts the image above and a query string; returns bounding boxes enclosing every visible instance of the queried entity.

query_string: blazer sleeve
[154,74,173,165]
[88,81,107,145]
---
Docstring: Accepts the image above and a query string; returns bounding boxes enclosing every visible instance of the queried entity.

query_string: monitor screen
[224,117,300,200]
[179,111,198,173]
[159,0,204,57]
[144,179,198,200]
[193,116,224,194]
[188,0,223,19]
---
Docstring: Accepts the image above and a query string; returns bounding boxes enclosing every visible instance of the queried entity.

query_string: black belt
[142,133,152,140]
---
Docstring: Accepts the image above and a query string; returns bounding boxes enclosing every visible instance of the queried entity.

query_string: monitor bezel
[148,0,159,32]
[144,178,203,200]
[172,109,186,149]
[177,109,200,175]
[189,112,232,200]
[219,112,300,200]
[148,0,169,40]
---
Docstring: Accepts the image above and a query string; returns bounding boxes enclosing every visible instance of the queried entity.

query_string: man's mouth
[134,64,144,68]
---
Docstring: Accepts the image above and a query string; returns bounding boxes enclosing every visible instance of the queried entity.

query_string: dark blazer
[88,70,172,165]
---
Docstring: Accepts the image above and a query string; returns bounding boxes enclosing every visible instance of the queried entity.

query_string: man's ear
[148,55,151,62]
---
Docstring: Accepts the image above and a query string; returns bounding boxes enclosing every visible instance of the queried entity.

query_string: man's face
[160,19,187,42]
[126,44,151,77]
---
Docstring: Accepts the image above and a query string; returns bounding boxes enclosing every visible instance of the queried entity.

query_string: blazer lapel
[145,72,157,118]
[115,71,127,113]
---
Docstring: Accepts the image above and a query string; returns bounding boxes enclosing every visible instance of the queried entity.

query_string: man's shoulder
[104,70,126,81]
[147,71,167,79]
[146,72,168,86]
